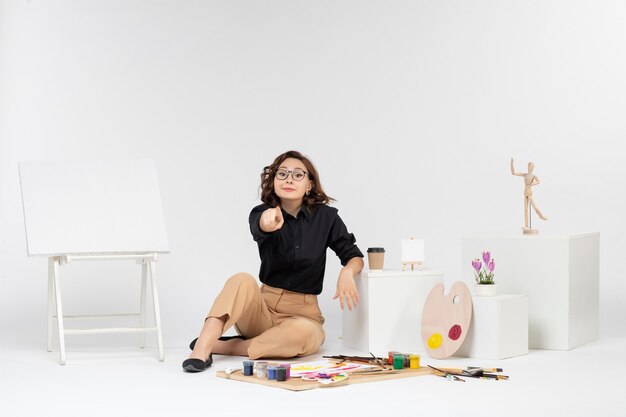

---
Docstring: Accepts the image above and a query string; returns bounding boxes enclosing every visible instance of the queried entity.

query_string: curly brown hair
[260,150,335,209]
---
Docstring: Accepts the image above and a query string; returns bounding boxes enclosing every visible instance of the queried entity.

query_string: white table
[342,269,443,355]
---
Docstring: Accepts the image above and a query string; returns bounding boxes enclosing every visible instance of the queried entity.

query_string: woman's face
[273,157,313,204]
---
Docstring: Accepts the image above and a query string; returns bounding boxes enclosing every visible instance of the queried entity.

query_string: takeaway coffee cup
[367,247,385,271]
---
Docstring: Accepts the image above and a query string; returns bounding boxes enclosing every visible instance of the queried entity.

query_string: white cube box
[342,269,443,355]
[461,232,599,350]
[457,295,528,360]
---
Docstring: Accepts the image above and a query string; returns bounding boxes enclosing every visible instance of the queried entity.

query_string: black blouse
[249,203,364,295]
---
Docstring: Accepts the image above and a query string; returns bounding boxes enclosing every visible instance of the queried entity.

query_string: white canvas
[401,238,425,262]
[19,159,170,256]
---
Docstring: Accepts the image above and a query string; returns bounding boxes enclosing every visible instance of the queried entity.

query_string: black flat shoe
[182,354,213,373]
[188,335,246,350]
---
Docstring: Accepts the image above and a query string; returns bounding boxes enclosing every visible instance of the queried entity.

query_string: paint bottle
[255,361,268,378]
[388,351,398,365]
[268,365,277,380]
[409,354,420,369]
[276,366,287,382]
[393,353,404,370]
[243,360,254,376]
[403,354,411,368]
[279,363,291,380]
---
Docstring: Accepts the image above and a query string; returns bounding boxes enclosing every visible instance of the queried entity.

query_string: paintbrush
[467,366,504,373]
[435,367,509,380]
[348,368,399,376]
[323,354,385,364]
[428,365,465,382]
[432,367,485,377]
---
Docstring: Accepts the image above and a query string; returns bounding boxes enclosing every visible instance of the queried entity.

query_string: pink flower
[482,251,491,264]
[472,259,482,272]
[473,250,495,284]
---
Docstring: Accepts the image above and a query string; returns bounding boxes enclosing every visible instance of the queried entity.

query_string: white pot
[475,283,496,296]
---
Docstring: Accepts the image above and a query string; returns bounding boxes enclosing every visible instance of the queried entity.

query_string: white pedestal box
[457,295,528,360]
[461,233,599,350]
[342,270,443,355]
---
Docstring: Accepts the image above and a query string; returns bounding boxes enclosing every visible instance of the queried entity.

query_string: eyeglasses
[275,169,309,181]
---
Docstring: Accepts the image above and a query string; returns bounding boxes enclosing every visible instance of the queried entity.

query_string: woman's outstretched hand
[260,206,284,233]
[334,268,360,311]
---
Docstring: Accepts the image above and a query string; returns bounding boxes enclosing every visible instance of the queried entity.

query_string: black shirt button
[296,245,300,249]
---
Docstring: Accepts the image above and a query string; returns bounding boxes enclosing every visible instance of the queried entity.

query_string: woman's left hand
[333,267,360,311]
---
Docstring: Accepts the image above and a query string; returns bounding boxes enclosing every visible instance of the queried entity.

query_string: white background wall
[1,0,624,350]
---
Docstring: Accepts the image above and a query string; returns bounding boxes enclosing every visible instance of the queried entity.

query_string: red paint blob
[448,324,462,341]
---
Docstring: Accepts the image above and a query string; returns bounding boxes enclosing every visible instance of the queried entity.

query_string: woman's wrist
[343,258,364,276]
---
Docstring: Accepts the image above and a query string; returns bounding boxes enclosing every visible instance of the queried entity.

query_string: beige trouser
[207,272,326,360]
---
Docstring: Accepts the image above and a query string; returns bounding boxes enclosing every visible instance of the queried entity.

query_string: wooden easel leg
[148,261,164,362]
[139,263,147,349]
[51,258,66,365]
[47,258,54,352]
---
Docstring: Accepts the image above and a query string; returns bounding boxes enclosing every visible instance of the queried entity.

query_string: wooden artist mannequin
[183,151,364,372]
[510,158,548,233]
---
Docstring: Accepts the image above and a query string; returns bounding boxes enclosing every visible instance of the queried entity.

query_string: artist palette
[420,281,472,359]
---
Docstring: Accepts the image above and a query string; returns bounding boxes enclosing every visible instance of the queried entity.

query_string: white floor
[2,336,625,417]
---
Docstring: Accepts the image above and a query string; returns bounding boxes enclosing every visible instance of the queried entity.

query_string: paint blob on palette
[420,282,472,359]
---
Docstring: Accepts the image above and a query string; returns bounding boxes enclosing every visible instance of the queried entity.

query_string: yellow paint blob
[428,333,443,349]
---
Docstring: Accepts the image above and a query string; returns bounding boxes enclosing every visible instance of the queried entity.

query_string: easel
[401,261,423,271]
[401,238,424,271]
[47,253,164,365]
[20,159,170,365]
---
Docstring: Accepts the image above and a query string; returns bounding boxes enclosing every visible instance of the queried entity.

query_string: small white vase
[475,283,496,296]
